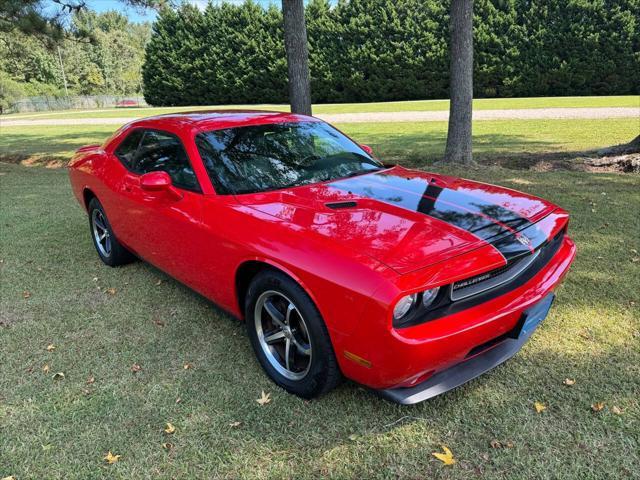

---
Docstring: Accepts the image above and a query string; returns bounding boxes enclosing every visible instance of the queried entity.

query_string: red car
[115,99,139,108]
[68,111,576,404]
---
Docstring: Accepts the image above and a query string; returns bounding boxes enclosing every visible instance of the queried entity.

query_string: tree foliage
[143,0,640,106]
[0,0,162,44]
[0,9,151,106]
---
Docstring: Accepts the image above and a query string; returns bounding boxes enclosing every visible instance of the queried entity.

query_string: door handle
[123,174,139,192]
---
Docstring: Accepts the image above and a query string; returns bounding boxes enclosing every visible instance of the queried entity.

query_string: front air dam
[378,293,555,405]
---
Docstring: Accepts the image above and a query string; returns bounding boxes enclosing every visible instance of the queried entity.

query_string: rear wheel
[88,198,134,267]
[245,270,341,399]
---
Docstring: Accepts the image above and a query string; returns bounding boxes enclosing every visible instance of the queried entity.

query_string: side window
[114,129,144,169]
[133,130,200,192]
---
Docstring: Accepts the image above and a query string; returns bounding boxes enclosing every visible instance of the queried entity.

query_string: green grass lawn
[1,160,638,479]
[4,95,639,120]
[2,117,638,168]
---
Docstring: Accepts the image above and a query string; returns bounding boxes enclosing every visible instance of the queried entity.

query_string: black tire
[245,270,341,399]
[87,198,134,267]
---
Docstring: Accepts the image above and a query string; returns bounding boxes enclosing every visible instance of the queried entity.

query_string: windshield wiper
[335,168,383,180]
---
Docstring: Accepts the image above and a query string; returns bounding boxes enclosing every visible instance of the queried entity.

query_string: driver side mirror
[360,144,374,156]
[140,171,182,200]
[140,171,172,191]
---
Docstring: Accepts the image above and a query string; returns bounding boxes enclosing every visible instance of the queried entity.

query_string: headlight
[393,293,416,320]
[421,287,440,308]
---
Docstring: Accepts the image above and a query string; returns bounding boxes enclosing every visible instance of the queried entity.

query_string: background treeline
[0,11,150,111]
[143,0,640,106]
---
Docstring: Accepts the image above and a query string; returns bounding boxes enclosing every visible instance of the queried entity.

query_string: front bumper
[378,293,555,404]
[336,234,575,393]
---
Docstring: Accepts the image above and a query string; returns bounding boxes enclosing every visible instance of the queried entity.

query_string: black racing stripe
[492,220,550,261]
[330,172,544,259]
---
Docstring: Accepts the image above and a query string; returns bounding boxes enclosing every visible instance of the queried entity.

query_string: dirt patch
[488,136,640,173]
[582,136,640,173]
[0,154,68,168]
[582,154,640,173]
[495,152,640,173]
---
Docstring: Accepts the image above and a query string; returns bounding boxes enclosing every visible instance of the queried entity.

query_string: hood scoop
[325,201,358,210]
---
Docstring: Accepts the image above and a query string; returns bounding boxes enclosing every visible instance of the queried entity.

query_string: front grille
[451,229,565,301]
[396,228,566,328]
[453,257,523,290]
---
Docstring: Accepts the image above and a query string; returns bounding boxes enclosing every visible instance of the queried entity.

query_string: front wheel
[88,198,134,267]
[245,270,341,399]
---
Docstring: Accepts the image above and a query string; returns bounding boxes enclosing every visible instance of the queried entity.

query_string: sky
[57,0,282,24]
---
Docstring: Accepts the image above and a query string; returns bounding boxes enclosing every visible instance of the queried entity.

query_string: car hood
[237,166,557,274]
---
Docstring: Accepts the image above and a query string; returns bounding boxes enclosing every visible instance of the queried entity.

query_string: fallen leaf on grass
[86,376,95,385]
[175,397,181,404]
[563,378,576,386]
[23,290,31,299]
[46,344,55,352]
[612,406,623,415]
[432,445,455,465]
[153,318,165,327]
[183,362,193,370]
[534,402,546,413]
[155,279,162,286]
[42,364,50,373]
[490,440,513,449]
[591,402,605,412]
[229,421,242,428]
[52,372,65,380]
[2,476,16,480]
[130,363,142,373]
[164,423,176,434]
[162,442,173,450]
[256,390,271,405]
[104,451,121,464]
[106,288,117,295]
[578,328,593,340]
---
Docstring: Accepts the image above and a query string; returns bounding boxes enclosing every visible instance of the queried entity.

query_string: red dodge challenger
[68,111,576,404]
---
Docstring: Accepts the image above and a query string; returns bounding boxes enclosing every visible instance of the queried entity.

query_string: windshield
[196,121,383,194]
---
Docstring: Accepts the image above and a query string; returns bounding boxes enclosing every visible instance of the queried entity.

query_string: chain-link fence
[7,95,147,113]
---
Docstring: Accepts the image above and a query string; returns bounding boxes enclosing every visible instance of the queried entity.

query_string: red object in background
[68,111,576,404]
[115,99,138,108]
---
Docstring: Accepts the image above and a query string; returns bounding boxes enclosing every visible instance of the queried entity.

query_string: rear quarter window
[114,130,144,168]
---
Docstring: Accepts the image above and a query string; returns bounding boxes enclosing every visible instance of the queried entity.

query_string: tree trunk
[444,0,474,164]
[282,0,312,116]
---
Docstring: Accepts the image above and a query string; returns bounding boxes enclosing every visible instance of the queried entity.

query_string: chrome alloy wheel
[254,290,312,380]
[91,209,112,257]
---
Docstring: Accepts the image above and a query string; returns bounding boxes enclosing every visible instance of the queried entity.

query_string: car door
[116,128,209,286]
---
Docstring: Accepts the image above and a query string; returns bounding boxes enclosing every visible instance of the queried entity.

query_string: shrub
[142,0,640,106]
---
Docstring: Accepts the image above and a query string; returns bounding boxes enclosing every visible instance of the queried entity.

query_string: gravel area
[1,107,638,126]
